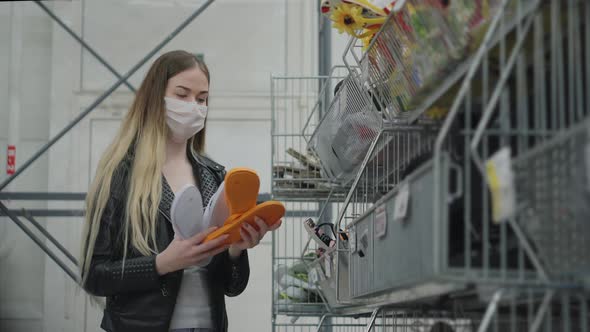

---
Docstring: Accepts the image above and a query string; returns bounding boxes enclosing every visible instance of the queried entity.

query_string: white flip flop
[170,184,204,240]
[203,181,230,230]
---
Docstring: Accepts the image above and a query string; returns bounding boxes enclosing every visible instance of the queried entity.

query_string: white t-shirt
[168,184,221,329]
[169,266,213,329]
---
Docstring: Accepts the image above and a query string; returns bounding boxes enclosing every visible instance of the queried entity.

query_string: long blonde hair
[80,50,210,283]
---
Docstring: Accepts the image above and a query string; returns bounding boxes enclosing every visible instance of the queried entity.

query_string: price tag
[486,147,516,223]
[349,227,357,253]
[324,255,332,279]
[309,267,319,284]
[361,58,370,84]
[394,183,410,221]
[374,205,387,238]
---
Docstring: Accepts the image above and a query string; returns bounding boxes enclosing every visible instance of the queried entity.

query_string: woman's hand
[228,217,282,259]
[156,227,229,275]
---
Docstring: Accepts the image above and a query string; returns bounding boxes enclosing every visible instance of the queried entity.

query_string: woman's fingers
[240,226,255,246]
[254,217,269,234]
[244,223,262,244]
[269,219,283,231]
[201,243,231,258]
[193,244,230,265]
[188,218,281,256]
[192,234,229,254]
[189,226,219,244]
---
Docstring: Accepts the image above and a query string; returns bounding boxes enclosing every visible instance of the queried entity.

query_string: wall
[0,2,53,331]
[1,0,319,331]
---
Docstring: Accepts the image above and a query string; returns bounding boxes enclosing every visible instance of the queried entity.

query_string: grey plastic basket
[308,74,382,185]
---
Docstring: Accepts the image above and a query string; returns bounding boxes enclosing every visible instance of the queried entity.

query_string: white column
[7,1,23,174]
[0,0,24,282]
[0,0,23,264]
[43,0,87,330]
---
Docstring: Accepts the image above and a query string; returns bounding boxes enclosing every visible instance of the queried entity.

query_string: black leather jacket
[83,148,250,332]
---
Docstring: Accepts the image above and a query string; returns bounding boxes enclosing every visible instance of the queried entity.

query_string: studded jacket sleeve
[83,170,162,297]
[212,248,250,297]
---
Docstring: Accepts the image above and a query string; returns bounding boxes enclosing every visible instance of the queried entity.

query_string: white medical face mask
[164,97,207,142]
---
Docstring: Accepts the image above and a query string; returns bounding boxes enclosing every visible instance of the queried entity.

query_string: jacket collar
[122,142,225,222]
[158,145,225,221]
[187,144,225,174]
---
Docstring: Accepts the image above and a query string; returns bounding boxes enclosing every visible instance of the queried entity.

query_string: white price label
[324,255,332,279]
[374,205,387,238]
[349,228,357,253]
[394,183,410,221]
[317,266,326,281]
[361,59,370,84]
[486,147,516,223]
[309,267,319,284]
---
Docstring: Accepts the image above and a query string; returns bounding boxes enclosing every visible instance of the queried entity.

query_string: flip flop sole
[224,168,260,215]
[203,201,286,244]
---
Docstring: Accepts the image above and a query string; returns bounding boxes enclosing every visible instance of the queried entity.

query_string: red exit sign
[7,145,16,175]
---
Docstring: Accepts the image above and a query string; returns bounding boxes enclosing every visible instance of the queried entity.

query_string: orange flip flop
[224,168,260,215]
[204,168,286,244]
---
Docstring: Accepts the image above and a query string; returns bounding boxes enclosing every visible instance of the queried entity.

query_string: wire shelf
[272,0,590,329]
[271,71,351,200]
[513,119,590,279]
[308,73,383,185]
[357,0,537,123]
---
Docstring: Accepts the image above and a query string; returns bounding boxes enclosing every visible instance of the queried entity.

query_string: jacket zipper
[158,207,172,223]
[158,207,171,297]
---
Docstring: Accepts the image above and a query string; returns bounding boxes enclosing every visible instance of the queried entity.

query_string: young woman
[79,50,280,332]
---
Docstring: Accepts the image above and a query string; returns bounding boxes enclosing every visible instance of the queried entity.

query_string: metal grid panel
[271,71,350,200]
[357,0,540,123]
[473,289,590,332]
[308,73,383,185]
[273,200,354,316]
[334,127,440,232]
[273,315,370,332]
[464,0,590,285]
[513,119,590,278]
[274,289,589,331]
[359,0,508,122]
[272,197,375,315]
[361,0,467,121]
[273,201,326,316]
[332,0,590,291]
[273,0,590,329]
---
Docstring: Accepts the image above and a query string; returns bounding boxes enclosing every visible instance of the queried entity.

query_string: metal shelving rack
[271,69,350,321]
[271,0,590,331]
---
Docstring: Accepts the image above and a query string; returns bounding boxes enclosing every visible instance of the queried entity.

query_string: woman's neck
[165,138,188,163]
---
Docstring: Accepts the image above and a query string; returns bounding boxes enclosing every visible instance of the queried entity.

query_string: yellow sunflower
[425,107,449,120]
[330,4,365,35]
[359,25,382,50]
[361,34,374,50]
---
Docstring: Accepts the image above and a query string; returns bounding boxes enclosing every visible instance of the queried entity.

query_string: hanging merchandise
[309,76,382,183]
[303,218,349,257]
[359,0,502,120]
